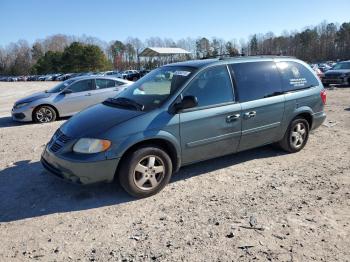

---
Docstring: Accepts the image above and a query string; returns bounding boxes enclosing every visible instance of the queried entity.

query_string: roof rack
[200,53,245,60]
[218,55,296,60]
[200,54,295,60]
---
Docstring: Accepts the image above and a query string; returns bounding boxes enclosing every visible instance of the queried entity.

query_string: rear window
[276,61,319,91]
[229,61,282,103]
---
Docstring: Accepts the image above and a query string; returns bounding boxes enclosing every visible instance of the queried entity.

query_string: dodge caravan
[41,57,326,197]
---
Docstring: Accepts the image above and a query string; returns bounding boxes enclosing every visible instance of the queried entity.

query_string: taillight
[320,89,327,105]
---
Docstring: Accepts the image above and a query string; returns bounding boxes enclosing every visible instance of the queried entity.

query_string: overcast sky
[1,0,350,46]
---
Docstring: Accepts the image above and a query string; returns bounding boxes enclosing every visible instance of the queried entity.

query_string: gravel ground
[0,82,349,261]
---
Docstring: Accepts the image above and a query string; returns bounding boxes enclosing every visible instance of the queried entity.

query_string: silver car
[12,76,133,123]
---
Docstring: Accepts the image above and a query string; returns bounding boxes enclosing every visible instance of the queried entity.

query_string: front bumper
[41,146,120,184]
[11,106,33,122]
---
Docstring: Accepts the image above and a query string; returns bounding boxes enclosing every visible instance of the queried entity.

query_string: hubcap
[36,107,53,122]
[133,155,165,190]
[290,122,306,148]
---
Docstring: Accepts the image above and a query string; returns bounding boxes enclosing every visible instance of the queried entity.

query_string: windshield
[331,62,350,70]
[113,66,196,111]
[46,79,75,93]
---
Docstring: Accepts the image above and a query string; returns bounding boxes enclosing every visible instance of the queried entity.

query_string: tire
[279,118,309,153]
[119,146,173,198]
[33,105,57,123]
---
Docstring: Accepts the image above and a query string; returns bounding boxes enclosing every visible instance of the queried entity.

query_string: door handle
[85,93,92,96]
[226,114,240,122]
[244,111,256,119]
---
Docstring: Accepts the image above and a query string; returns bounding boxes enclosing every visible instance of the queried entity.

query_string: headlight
[14,102,29,109]
[73,138,111,154]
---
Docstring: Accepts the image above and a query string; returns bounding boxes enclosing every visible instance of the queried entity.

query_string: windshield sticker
[174,71,191,76]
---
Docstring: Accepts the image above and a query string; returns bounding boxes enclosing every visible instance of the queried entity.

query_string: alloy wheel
[133,155,165,190]
[290,122,306,149]
[36,107,53,122]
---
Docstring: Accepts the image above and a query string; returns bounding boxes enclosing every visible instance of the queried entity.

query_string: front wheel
[33,105,57,123]
[279,118,309,153]
[119,146,173,198]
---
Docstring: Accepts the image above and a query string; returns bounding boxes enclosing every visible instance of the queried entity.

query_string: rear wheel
[33,105,57,123]
[279,118,309,153]
[119,146,173,198]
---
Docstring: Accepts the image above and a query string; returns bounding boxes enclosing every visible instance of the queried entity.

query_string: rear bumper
[312,111,326,130]
[41,146,120,184]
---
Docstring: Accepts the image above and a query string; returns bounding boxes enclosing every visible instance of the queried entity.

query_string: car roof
[167,56,300,69]
[68,75,132,83]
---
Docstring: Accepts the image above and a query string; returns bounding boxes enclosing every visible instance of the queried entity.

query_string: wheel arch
[293,111,313,129]
[115,137,180,180]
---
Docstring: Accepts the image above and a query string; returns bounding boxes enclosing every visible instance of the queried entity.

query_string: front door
[179,65,242,165]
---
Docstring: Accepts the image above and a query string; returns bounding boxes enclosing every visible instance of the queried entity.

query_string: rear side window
[230,62,282,103]
[69,79,95,93]
[183,65,234,108]
[276,61,319,91]
[96,79,119,89]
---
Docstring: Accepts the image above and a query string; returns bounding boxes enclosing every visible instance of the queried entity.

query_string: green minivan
[41,56,327,197]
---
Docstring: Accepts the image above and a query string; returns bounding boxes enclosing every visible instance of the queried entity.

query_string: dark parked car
[120,70,141,81]
[322,61,350,86]
[42,56,326,198]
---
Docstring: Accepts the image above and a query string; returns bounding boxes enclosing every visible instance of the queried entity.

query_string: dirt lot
[0,82,349,261]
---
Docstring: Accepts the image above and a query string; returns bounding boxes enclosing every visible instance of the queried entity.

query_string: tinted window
[96,79,118,89]
[276,61,319,91]
[183,65,234,107]
[230,61,282,103]
[69,79,95,93]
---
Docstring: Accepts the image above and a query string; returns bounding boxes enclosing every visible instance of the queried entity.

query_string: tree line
[0,20,349,76]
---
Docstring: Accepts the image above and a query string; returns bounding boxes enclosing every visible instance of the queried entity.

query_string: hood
[15,91,52,105]
[325,69,350,75]
[60,103,145,138]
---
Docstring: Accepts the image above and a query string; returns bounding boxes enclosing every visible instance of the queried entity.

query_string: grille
[49,129,72,152]
[57,133,71,143]
[50,142,63,152]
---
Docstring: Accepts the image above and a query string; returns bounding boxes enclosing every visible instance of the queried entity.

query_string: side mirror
[174,95,198,111]
[62,89,72,95]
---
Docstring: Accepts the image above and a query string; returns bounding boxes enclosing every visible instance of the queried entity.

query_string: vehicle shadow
[172,145,286,183]
[0,116,31,128]
[344,107,350,112]
[0,146,285,222]
[0,116,69,128]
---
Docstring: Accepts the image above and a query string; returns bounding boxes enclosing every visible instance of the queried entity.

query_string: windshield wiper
[103,97,144,111]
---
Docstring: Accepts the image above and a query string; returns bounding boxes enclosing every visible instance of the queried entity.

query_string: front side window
[276,61,319,91]
[111,66,195,111]
[230,61,282,103]
[68,79,95,93]
[47,79,75,93]
[183,65,234,108]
